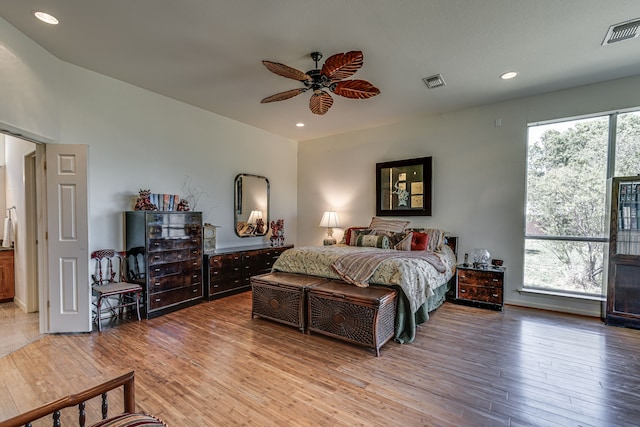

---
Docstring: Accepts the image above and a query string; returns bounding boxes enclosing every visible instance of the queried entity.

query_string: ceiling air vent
[602,18,640,45]
[423,74,446,89]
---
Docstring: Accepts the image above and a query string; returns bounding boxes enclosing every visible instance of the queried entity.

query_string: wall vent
[602,18,640,45]
[422,74,446,89]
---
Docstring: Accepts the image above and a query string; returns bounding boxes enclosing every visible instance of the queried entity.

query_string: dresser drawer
[149,275,185,293]
[148,238,201,253]
[148,284,203,310]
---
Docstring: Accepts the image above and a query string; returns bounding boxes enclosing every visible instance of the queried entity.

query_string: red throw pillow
[344,227,368,245]
[411,232,429,251]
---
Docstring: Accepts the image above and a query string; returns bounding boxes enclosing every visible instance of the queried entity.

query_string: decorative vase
[471,248,490,268]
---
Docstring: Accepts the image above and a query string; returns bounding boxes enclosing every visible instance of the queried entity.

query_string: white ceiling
[1,1,639,141]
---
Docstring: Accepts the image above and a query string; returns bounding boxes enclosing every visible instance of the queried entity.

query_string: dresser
[455,265,504,311]
[204,244,292,300]
[0,249,15,302]
[125,211,203,318]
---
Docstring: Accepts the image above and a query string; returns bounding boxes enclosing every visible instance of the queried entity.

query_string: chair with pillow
[91,249,142,332]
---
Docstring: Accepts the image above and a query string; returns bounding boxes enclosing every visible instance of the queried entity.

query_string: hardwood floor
[0,293,639,426]
[0,302,42,359]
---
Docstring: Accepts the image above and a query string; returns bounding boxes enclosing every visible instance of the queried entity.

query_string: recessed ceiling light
[500,71,518,80]
[296,122,305,127]
[33,11,59,25]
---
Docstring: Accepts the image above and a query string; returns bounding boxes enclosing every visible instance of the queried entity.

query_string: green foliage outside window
[525,112,640,295]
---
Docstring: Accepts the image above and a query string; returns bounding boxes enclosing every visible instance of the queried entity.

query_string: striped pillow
[368,217,410,233]
[394,232,413,251]
[90,413,166,427]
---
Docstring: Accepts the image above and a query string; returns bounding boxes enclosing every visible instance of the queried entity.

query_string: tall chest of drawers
[204,244,292,300]
[125,211,203,318]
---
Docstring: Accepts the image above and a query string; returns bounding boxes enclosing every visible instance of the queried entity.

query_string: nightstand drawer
[457,269,503,287]
[457,284,502,304]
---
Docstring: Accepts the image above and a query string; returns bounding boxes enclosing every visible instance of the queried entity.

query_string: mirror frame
[234,173,270,238]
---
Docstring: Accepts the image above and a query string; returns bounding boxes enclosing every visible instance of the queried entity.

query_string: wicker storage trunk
[307,281,397,356]
[251,272,328,332]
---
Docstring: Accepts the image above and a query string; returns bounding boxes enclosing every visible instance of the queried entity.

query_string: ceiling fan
[260,51,380,115]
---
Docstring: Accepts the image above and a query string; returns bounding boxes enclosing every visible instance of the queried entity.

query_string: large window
[524,111,640,296]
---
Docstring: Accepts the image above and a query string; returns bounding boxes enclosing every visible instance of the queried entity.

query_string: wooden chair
[91,249,142,332]
[126,246,146,285]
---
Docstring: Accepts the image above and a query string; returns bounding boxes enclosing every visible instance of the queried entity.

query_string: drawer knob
[154,268,160,272]
[492,294,499,297]
[460,289,466,293]
[460,275,466,279]
[492,278,499,282]
[192,289,198,293]
[155,298,161,302]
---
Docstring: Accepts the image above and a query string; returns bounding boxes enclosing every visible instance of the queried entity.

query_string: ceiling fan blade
[309,91,333,115]
[261,88,308,103]
[321,51,364,81]
[331,80,380,99]
[262,61,311,81]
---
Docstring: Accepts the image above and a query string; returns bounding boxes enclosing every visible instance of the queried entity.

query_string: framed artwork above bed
[376,156,432,216]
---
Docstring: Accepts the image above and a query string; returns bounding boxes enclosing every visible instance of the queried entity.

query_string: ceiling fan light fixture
[602,18,640,45]
[423,74,446,89]
[261,50,379,115]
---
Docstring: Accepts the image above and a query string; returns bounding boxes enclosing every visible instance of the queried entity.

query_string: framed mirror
[234,173,270,237]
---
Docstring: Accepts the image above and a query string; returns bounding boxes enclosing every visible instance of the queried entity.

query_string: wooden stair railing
[0,371,136,427]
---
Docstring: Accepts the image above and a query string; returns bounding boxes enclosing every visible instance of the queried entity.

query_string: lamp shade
[319,211,340,228]
[247,210,263,224]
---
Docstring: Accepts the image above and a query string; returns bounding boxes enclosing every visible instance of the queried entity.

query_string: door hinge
[47,300,50,309]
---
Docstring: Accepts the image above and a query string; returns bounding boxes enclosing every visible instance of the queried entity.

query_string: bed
[271,220,457,343]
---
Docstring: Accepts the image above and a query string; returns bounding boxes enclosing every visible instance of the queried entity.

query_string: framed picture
[376,156,432,216]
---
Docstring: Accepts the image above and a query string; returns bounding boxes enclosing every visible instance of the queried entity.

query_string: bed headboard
[445,236,458,258]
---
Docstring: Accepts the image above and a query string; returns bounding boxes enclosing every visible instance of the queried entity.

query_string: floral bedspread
[271,244,457,313]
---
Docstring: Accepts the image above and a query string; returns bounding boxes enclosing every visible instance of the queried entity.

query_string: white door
[46,144,90,333]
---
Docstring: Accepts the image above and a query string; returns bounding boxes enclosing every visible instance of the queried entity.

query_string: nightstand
[454,264,504,311]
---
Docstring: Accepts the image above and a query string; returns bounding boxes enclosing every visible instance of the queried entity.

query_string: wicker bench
[307,280,397,357]
[251,273,397,356]
[251,272,328,332]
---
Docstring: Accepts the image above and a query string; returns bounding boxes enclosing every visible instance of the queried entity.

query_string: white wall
[0,17,298,307]
[298,74,640,317]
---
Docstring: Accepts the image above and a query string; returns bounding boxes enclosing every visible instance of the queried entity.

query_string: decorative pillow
[90,413,167,427]
[373,230,407,247]
[341,227,369,245]
[349,228,376,246]
[368,217,410,233]
[356,234,390,249]
[407,228,445,251]
[411,232,429,251]
[394,232,413,251]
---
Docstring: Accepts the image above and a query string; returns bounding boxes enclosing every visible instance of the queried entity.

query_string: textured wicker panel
[308,295,376,347]
[376,297,396,346]
[252,284,304,329]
